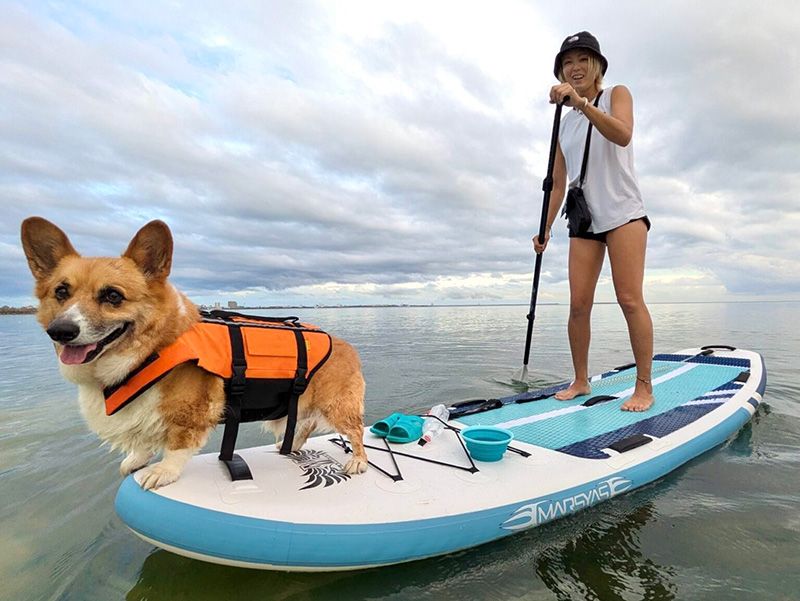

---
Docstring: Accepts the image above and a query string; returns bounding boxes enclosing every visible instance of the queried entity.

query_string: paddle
[520,98,568,381]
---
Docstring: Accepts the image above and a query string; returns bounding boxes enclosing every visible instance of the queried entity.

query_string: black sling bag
[562,90,603,235]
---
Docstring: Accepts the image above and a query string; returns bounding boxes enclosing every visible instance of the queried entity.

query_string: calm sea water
[1,302,799,601]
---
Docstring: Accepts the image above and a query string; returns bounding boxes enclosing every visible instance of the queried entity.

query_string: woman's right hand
[549,83,580,108]
[532,228,551,254]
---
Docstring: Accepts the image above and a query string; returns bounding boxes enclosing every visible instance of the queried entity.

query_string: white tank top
[558,86,645,233]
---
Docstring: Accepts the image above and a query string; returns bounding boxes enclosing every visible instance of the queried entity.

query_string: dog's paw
[120,451,153,476]
[344,457,368,475]
[136,462,181,490]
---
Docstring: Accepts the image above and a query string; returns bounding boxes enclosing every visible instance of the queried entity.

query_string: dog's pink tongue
[60,344,97,365]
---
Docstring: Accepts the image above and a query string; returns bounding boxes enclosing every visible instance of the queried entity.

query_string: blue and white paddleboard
[115,346,766,571]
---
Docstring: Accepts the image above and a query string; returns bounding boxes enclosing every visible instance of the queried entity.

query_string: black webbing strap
[218,324,253,480]
[577,89,603,187]
[328,417,484,479]
[331,435,404,482]
[279,329,309,455]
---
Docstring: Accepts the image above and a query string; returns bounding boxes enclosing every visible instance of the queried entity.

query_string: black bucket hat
[553,31,608,79]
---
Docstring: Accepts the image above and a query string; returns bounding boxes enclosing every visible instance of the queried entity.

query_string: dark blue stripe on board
[694,393,734,401]
[653,354,692,362]
[687,355,750,367]
[713,381,744,391]
[653,354,750,368]
[557,402,724,459]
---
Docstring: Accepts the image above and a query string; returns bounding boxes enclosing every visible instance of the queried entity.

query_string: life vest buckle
[292,367,308,395]
[230,363,247,396]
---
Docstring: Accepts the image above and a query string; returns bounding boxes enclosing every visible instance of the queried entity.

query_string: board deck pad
[459,356,750,458]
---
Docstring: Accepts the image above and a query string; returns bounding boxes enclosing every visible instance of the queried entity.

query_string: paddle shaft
[523,99,567,366]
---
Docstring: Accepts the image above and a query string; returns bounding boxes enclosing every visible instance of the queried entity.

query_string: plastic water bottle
[419,404,450,446]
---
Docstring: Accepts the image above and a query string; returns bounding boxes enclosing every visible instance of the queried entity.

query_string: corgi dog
[20,217,368,489]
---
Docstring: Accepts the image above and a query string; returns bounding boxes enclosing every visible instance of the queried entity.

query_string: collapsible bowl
[460,426,513,462]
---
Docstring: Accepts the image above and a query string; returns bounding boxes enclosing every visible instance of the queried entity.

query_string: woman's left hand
[532,229,551,254]
[549,83,581,108]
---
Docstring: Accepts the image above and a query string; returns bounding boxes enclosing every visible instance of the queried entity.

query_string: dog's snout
[47,320,80,344]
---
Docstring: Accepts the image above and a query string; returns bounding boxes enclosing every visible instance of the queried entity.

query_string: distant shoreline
[207,303,557,310]
[0,306,37,315]
[2,299,798,316]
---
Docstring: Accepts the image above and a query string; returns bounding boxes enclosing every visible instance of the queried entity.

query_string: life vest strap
[219,325,248,480]
[218,322,253,480]
[103,340,198,416]
[217,322,312,480]
[278,329,309,456]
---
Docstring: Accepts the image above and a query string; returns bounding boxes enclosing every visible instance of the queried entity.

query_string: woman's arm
[548,142,567,230]
[581,85,633,147]
[550,84,634,147]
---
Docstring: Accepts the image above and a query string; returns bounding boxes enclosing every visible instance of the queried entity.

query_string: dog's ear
[122,220,173,280]
[20,217,80,281]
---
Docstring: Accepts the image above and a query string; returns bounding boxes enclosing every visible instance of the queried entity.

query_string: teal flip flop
[387,415,424,444]
[369,412,403,437]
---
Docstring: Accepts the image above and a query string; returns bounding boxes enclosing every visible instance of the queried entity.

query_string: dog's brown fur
[20,217,368,489]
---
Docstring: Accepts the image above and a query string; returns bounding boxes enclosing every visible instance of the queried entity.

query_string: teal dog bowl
[461,426,513,462]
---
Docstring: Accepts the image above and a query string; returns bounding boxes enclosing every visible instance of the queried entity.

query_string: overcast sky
[2,1,799,307]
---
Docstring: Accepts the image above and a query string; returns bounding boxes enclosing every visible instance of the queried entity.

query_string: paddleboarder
[532,31,654,411]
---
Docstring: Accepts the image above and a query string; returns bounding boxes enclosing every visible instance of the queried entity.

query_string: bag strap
[578,89,604,186]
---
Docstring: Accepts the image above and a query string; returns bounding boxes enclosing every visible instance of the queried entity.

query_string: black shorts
[568,216,651,243]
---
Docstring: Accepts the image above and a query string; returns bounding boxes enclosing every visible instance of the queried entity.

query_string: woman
[533,31,654,411]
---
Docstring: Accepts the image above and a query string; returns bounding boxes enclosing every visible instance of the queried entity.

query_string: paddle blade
[512,364,529,385]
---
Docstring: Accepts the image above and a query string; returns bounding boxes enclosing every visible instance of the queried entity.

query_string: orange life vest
[103,313,331,415]
[103,310,332,479]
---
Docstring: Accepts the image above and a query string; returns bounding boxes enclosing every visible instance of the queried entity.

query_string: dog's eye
[99,287,125,306]
[54,284,70,301]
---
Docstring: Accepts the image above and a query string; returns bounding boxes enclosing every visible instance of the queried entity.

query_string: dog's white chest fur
[78,384,166,453]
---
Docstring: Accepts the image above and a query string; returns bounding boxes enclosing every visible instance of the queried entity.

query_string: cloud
[1,0,799,307]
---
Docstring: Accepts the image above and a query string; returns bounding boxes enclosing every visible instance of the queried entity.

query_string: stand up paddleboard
[115,345,766,571]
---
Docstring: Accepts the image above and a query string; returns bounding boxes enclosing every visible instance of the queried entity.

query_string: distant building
[213,302,221,309]
[228,301,239,309]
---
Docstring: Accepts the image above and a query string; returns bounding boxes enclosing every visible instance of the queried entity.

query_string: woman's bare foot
[620,392,654,411]
[555,381,591,401]
[621,377,654,411]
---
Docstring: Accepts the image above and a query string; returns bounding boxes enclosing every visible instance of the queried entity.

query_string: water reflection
[126,551,349,601]
[533,502,677,601]
[125,495,678,601]
[726,403,769,457]
[126,543,508,601]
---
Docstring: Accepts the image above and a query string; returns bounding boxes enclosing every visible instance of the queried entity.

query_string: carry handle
[700,345,737,351]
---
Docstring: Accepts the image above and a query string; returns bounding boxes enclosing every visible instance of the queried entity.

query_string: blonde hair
[557,52,604,87]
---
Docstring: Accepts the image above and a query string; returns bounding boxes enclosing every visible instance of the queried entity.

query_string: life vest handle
[201,309,301,328]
